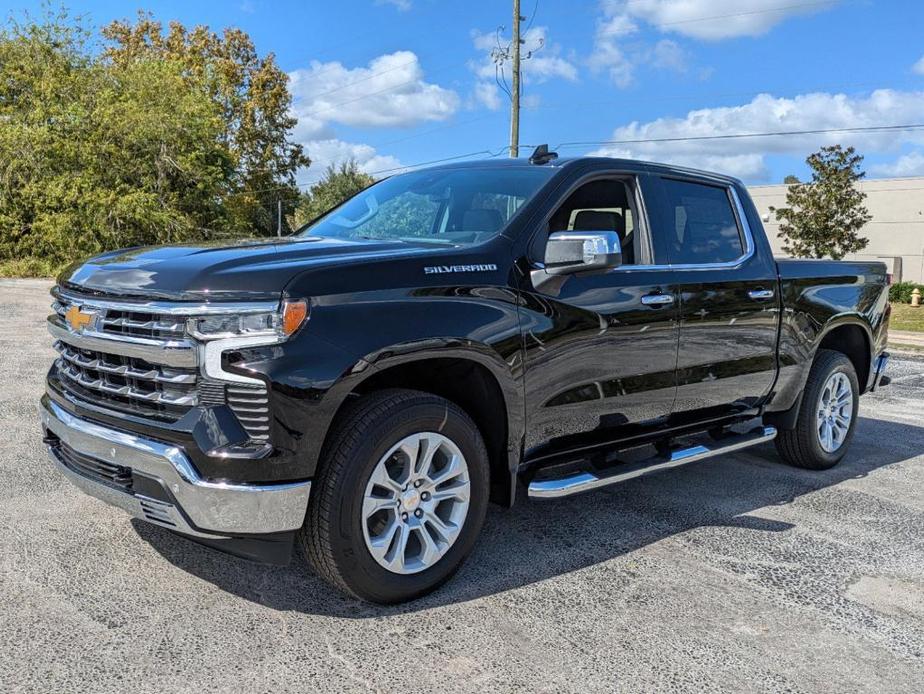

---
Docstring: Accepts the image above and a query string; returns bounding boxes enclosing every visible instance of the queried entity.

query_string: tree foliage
[773,145,871,260]
[102,13,309,234]
[289,161,375,229]
[0,9,308,276]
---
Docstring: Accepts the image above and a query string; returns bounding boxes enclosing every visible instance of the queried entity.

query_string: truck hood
[59,236,435,301]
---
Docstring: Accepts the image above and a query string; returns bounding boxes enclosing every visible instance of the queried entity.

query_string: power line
[286,0,851,134]
[527,81,922,111]
[227,145,512,197]
[656,0,838,30]
[298,62,457,119]
[586,0,840,41]
[372,112,505,148]
[365,146,510,176]
[296,54,425,103]
[555,124,924,149]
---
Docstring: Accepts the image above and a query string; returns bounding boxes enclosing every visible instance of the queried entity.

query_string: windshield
[297,167,554,246]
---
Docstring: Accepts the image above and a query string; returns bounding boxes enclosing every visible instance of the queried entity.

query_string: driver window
[548,179,639,265]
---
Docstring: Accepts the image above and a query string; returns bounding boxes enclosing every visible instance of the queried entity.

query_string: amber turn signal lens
[281,300,308,336]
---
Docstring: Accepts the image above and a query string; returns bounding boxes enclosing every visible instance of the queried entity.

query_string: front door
[519,173,680,457]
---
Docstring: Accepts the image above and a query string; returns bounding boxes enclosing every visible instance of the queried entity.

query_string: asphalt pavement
[1,278,922,693]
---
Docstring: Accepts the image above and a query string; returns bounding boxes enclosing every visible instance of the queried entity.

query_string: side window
[546,178,640,265]
[661,179,745,265]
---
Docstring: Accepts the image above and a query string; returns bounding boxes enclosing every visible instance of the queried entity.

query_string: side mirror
[544,231,622,275]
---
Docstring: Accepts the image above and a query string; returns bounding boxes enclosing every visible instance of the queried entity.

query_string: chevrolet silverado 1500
[41,150,890,603]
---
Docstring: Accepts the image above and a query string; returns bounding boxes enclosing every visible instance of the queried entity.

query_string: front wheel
[775,349,859,470]
[298,389,489,603]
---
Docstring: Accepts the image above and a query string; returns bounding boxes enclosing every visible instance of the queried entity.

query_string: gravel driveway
[2,278,922,693]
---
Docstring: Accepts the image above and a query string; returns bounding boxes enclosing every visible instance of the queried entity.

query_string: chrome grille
[226,384,271,441]
[54,341,198,419]
[50,289,275,441]
[52,300,187,340]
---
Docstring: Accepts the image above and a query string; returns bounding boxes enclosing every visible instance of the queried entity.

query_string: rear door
[649,175,779,418]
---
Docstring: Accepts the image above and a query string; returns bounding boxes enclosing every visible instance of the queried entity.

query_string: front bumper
[41,396,311,538]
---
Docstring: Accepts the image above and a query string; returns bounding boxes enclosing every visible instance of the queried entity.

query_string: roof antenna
[529,144,558,165]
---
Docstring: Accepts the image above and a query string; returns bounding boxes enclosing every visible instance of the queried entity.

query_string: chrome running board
[528,426,777,500]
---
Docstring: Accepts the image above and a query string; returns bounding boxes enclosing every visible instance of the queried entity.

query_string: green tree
[773,145,871,260]
[290,161,375,229]
[0,9,308,276]
[0,12,233,274]
[101,13,310,235]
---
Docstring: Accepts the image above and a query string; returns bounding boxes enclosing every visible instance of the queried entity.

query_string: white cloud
[588,43,634,86]
[301,139,404,184]
[588,2,836,86]
[289,51,459,129]
[871,151,924,178]
[520,27,579,82]
[600,0,839,41]
[287,50,456,184]
[472,82,502,111]
[589,89,924,181]
[914,55,924,76]
[469,26,577,110]
[650,39,688,72]
[589,7,692,86]
[588,3,639,86]
[375,0,411,11]
[471,26,578,83]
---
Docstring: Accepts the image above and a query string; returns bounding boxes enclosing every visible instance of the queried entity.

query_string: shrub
[889,281,924,303]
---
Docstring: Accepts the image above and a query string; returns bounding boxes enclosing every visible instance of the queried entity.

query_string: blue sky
[11,0,924,184]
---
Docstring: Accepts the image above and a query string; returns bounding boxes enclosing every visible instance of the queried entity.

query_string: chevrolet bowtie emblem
[65,305,98,333]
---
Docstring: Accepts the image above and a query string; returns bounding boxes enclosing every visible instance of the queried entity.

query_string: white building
[748,177,924,282]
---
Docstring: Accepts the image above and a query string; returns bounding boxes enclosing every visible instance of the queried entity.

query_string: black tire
[297,388,490,603]
[774,349,860,470]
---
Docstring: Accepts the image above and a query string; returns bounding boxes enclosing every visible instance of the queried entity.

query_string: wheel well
[818,324,871,392]
[344,358,511,505]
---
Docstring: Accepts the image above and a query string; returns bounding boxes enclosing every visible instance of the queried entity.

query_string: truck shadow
[133,415,923,618]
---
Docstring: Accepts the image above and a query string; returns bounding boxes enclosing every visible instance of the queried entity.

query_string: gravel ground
[1,278,923,693]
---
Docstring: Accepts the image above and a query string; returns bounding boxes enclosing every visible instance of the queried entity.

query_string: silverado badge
[65,305,98,333]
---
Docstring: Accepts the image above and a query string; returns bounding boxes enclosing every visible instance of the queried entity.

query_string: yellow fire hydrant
[912,287,921,307]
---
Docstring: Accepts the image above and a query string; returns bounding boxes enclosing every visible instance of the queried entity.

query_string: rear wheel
[774,349,859,470]
[298,389,489,603]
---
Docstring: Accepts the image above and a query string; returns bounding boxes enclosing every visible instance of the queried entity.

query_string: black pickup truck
[41,151,890,603]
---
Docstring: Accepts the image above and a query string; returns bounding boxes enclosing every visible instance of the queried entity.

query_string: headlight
[188,299,308,341]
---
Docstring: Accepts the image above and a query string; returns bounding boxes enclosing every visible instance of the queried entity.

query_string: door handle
[748,289,775,300]
[641,293,674,306]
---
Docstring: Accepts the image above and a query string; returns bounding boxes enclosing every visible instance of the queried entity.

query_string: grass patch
[890,302,924,333]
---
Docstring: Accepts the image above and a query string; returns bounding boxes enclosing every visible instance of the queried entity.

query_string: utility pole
[509,0,522,158]
[277,200,282,237]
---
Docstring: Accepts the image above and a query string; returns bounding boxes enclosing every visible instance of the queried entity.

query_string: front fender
[229,285,525,481]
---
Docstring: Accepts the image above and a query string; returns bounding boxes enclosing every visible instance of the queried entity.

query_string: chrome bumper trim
[41,398,311,535]
[48,316,198,368]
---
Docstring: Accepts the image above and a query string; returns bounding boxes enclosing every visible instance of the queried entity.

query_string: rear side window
[661,179,745,265]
